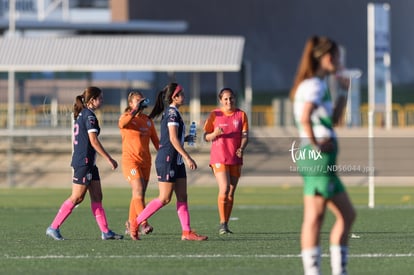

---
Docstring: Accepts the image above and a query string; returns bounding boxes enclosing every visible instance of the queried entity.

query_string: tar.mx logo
[289,140,322,163]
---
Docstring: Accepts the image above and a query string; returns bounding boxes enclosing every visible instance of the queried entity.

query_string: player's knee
[159,197,171,205]
[348,208,357,225]
[304,214,324,228]
[132,192,145,199]
[73,196,84,205]
[69,193,86,205]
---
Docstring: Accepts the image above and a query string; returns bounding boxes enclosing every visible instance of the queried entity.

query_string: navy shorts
[156,163,186,183]
[72,165,100,185]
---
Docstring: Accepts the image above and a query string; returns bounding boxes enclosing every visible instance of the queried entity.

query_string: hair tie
[172,84,183,98]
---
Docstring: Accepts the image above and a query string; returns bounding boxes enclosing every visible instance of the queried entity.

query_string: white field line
[2,253,414,260]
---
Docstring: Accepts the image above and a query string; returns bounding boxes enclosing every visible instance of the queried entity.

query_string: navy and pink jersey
[155,106,186,167]
[71,108,100,168]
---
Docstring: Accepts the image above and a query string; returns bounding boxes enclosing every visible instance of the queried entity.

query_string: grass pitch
[1,186,414,275]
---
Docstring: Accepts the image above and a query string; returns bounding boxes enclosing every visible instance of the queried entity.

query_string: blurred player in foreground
[290,36,356,275]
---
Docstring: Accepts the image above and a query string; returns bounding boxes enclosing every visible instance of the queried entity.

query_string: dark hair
[149,83,182,119]
[73,86,102,120]
[289,36,338,100]
[124,90,144,112]
[218,87,235,99]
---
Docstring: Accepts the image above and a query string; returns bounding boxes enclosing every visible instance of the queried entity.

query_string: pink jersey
[204,108,248,165]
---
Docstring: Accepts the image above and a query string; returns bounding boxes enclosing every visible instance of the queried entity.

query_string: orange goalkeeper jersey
[119,112,159,167]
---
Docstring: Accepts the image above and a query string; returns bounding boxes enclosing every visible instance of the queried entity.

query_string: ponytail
[149,89,166,119]
[73,86,102,120]
[149,83,182,119]
[73,95,85,120]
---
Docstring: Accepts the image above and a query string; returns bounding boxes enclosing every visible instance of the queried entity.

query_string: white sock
[330,245,348,275]
[302,246,321,275]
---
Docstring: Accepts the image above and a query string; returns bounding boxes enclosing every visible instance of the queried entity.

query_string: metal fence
[1,102,414,130]
[0,104,279,129]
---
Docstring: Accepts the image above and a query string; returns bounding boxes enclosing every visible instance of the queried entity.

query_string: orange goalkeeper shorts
[210,163,241,178]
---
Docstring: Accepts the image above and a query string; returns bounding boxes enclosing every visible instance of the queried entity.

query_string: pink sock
[51,199,75,229]
[177,201,191,232]
[136,198,164,225]
[91,202,109,233]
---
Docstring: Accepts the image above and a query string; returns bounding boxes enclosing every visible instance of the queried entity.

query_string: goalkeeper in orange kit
[119,91,159,240]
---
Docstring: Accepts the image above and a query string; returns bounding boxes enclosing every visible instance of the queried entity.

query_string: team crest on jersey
[88,115,96,125]
[169,169,175,178]
[168,108,177,117]
[86,172,92,181]
[147,121,152,127]
[233,119,239,128]
[168,109,178,122]
[130,169,137,176]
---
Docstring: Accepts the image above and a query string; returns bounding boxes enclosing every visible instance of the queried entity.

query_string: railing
[0,104,278,128]
[359,103,408,127]
[2,103,414,129]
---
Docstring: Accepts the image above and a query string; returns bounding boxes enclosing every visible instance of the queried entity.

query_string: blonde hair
[124,91,144,112]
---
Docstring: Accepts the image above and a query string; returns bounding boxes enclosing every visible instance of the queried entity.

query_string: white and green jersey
[293,77,336,146]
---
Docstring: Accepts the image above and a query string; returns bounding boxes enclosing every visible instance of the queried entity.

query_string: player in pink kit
[203,88,249,234]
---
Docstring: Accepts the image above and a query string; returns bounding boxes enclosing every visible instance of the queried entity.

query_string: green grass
[1,186,414,274]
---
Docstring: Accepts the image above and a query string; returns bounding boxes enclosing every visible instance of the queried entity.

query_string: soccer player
[133,82,208,241]
[203,88,249,235]
[290,36,356,275]
[119,91,159,240]
[46,86,123,241]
